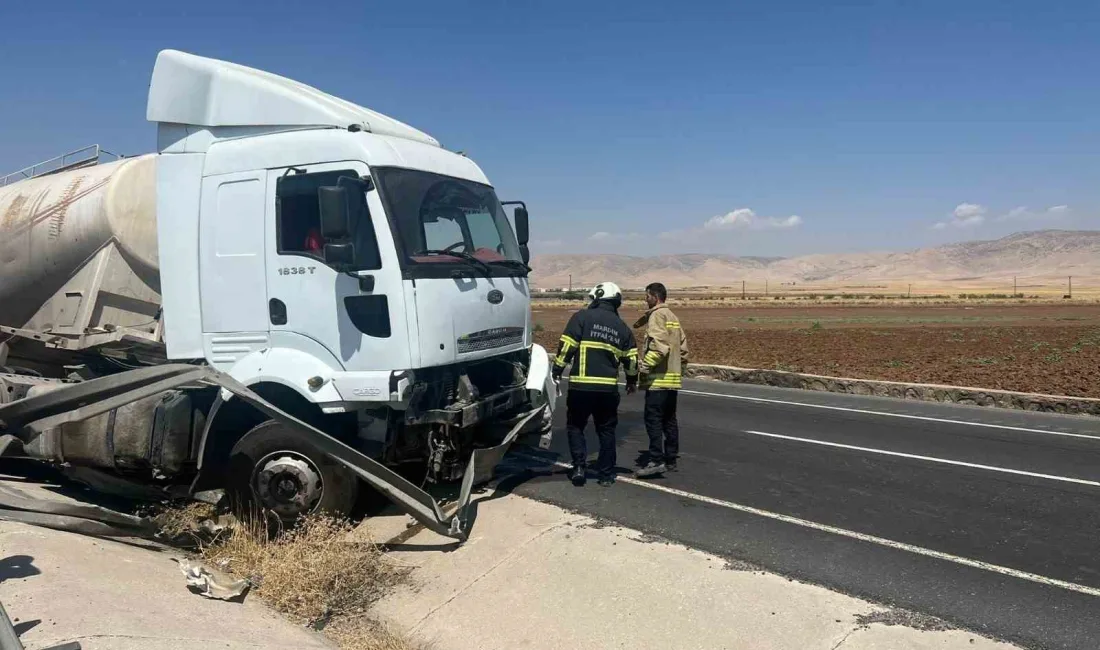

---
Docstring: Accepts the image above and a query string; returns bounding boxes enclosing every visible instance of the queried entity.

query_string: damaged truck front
[0,49,556,538]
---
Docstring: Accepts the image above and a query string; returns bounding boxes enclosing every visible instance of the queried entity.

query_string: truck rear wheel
[228,420,359,522]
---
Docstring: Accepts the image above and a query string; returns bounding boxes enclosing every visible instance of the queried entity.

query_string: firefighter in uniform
[552,282,638,487]
[634,282,689,477]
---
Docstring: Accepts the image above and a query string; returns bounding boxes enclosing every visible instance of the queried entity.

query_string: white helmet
[588,281,623,305]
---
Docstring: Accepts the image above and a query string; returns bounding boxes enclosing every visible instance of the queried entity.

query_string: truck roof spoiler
[145,50,440,148]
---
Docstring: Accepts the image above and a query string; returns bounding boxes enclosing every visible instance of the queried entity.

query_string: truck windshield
[373,167,523,271]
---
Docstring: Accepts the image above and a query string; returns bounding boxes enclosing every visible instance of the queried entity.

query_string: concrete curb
[683,364,1100,416]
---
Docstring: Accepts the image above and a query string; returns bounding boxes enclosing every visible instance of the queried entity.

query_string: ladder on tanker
[0,144,121,187]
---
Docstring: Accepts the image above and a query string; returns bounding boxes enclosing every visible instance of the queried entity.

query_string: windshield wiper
[415,249,492,275]
[488,259,531,273]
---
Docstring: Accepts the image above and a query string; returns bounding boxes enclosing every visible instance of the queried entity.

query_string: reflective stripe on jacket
[554,301,638,392]
[634,304,688,390]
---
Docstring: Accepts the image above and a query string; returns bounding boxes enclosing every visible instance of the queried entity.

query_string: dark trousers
[566,390,620,479]
[644,390,679,465]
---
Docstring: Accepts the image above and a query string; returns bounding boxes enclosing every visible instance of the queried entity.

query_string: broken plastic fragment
[177,558,250,601]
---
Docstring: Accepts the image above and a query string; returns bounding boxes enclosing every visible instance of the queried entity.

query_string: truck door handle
[358,275,375,293]
[269,298,287,325]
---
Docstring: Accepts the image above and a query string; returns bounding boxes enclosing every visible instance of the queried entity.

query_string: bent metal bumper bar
[0,347,557,542]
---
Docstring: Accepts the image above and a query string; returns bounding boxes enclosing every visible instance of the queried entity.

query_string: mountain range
[530,230,1100,289]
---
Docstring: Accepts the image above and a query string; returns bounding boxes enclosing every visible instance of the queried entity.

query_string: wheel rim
[251,451,324,519]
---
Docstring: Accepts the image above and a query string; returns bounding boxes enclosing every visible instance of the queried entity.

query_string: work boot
[666,461,678,473]
[598,475,615,488]
[634,461,667,478]
[570,465,587,486]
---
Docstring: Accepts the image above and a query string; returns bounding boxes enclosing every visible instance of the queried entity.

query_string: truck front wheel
[228,420,359,522]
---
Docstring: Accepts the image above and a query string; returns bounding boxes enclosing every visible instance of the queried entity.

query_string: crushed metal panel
[0,508,146,539]
[0,482,155,539]
[0,483,151,531]
[0,363,544,541]
[0,364,201,431]
[207,374,462,539]
[177,559,250,601]
[452,408,542,536]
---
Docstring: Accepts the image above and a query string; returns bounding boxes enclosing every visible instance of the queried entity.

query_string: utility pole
[742,280,746,300]
[765,279,769,297]
[1069,275,1073,298]
[908,284,912,299]
[568,274,572,293]
[1013,276,1017,296]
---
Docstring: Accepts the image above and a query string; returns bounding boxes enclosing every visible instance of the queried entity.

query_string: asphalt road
[497,380,1100,650]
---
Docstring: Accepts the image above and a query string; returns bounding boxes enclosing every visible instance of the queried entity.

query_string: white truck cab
[150,50,535,407]
[0,50,553,525]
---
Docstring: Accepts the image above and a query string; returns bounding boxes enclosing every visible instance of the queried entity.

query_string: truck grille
[456,327,525,354]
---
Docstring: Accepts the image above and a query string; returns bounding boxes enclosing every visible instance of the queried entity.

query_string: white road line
[743,429,1100,487]
[510,451,1100,598]
[678,387,1100,441]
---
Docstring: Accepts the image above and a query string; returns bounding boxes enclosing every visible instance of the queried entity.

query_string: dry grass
[157,505,427,650]
[201,514,402,625]
[151,501,218,541]
[325,616,431,650]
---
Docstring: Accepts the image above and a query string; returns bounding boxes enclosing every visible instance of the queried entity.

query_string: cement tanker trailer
[1,152,162,363]
[0,49,556,536]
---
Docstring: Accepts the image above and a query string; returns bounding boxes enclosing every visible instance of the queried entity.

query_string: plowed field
[532,303,1100,398]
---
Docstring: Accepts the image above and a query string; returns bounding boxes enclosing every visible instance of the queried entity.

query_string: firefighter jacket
[634,304,688,390]
[553,301,638,392]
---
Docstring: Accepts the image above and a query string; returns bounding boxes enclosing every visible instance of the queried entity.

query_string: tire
[227,420,359,522]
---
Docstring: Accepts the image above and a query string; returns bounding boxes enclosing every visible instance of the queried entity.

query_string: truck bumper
[520,342,558,449]
[406,343,559,434]
[405,343,558,434]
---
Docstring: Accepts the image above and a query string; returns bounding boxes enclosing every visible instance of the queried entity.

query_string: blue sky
[2,0,1098,257]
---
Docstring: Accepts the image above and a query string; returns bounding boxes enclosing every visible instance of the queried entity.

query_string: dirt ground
[532,303,1100,398]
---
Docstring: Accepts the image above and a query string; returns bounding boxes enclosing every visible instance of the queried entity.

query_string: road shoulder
[373,492,1015,650]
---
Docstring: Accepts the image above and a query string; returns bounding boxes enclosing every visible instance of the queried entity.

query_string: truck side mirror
[318,186,352,240]
[323,242,356,269]
[520,244,531,265]
[514,206,530,245]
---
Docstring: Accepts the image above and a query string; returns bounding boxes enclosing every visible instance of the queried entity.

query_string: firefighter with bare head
[634,282,689,477]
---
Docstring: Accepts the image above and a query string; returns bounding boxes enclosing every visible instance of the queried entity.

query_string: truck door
[264,163,412,375]
[198,171,271,367]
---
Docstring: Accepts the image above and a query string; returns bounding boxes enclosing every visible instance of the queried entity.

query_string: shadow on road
[0,555,40,582]
[12,619,40,636]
